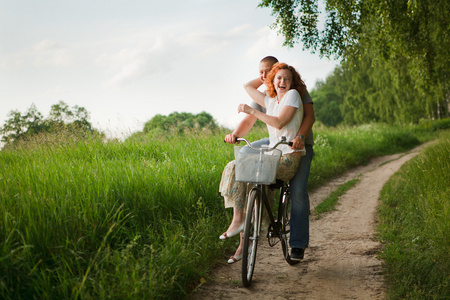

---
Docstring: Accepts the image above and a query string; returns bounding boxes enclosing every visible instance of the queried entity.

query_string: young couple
[219,56,315,263]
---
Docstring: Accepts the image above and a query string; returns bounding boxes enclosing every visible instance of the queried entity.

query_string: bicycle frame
[235,137,298,287]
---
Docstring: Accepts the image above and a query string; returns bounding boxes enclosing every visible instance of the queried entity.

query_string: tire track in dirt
[191,144,427,300]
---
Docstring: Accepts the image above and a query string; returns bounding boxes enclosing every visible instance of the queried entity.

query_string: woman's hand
[224,133,239,144]
[237,104,254,115]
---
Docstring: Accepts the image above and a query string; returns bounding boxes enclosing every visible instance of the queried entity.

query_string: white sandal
[227,253,243,264]
[219,222,244,240]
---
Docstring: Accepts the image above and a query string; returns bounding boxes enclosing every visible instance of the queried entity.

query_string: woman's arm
[238,104,297,130]
[291,103,315,150]
[243,78,265,108]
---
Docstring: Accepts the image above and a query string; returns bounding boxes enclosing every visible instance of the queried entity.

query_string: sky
[0,0,339,139]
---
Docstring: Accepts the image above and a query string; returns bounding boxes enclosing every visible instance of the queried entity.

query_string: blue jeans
[289,145,314,249]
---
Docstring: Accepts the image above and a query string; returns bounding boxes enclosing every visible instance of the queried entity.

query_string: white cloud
[98,23,251,88]
[245,27,286,59]
[0,52,23,70]
[0,0,340,138]
[225,24,253,37]
[45,85,68,96]
[199,39,230,56]
[0,39,74,70]
[98,36,182,88]
[177,28,229,55]
[32,39,73,67]
[33,39,59,51]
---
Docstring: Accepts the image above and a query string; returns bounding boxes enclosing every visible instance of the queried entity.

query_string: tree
[259,0,450,122]
[310,55,432,125]
[0,101,95,148]
[143,111,218,134]
[47,101,92,132]
[258,0,360,58]
[0,104,45,145]
[311,78,343,127]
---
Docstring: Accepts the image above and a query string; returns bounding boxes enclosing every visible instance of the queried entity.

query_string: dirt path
[191,144,427,300]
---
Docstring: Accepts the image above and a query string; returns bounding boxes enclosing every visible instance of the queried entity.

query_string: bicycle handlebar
[224,136,293,151]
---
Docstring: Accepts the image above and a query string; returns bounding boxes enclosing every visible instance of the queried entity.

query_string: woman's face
[273,69,292,98]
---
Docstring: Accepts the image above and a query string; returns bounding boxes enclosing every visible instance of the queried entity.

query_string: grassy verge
[308,123,423,190]
[313,178,360,219]
[377,131,449,299]
[0,121,447,299]
[0,132,233,299]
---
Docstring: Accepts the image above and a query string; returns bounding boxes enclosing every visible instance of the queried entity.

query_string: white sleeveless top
[264,89,304,155]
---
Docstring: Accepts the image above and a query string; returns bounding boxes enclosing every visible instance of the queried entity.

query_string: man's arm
[243,78,265,108]
[224,114,258,144]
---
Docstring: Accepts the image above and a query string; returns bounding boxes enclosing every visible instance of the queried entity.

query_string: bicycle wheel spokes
[280,186,299,265]
[242,187,261,287]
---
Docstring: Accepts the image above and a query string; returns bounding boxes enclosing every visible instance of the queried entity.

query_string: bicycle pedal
[268,237,277,247]
[267,225,280,238]
[266,224,274,238]
[267,225,281,247]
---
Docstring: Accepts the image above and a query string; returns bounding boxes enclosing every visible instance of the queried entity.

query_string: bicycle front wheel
[280,186,300,265]
[242,187,261,287]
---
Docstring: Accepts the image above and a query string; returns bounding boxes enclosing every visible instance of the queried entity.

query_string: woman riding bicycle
[219,62,306,263]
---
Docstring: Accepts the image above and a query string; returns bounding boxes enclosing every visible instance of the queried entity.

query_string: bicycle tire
[280,186,300,265]
[242,187,261,287]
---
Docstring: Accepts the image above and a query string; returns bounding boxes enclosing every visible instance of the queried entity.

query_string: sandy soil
[190,144,427,300]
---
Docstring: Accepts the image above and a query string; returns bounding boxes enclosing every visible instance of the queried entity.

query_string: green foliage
[417,118,450,132]
[258,0,359,58]
[0,101,97,149]
[377,131,450,299]
[0,122,444,298]
[260,0,450,125]
[307,123,422,189]
[143,111,218,135]
[310,68,344,126]
[0,132,232,299]
[311,57,450,125]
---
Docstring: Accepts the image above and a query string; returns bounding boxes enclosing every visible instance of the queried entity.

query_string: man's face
[259,61,274,84]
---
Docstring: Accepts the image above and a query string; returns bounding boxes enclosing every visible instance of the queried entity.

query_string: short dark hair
[260,56,278,65]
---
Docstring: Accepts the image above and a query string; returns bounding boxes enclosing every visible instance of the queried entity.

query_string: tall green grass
[0,122,445,299]
[308,123,424,189]
[377,131,449,299]
[1,132,233,299]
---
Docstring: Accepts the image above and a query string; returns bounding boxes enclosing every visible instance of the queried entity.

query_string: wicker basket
[234,146,282,184]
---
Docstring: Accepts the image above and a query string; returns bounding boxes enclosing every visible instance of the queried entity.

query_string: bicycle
[233,137,300,287]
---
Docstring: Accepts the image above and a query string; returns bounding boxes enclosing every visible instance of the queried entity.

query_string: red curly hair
[265,63,306,99]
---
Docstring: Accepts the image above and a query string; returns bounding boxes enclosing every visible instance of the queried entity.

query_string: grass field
[0,120,447,299]
[377,131,449,299]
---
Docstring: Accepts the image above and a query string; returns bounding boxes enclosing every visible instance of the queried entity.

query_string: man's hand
[290,136,305,150]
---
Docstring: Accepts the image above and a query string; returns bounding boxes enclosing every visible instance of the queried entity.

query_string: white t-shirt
[264,89,304,155]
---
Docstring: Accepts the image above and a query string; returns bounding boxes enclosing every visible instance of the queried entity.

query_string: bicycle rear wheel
[242,187,261,287]
[280,186,300,265]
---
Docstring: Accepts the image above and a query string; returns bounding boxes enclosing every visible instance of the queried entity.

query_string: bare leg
[220,207,245,241]
[224,207,245,233]
[234,232,243,256]
[227,232,244,263]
